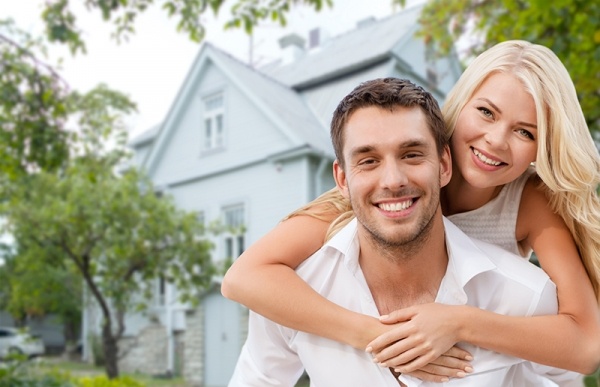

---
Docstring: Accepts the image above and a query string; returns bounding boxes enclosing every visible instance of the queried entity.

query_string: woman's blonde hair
[282,187,353,242]
[287,40,600,301]
[443,40,600,301]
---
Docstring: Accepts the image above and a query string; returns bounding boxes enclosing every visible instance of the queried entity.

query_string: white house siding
[167,157,325,248]
[151,63,294,188]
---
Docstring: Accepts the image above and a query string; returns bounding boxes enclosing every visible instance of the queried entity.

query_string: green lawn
[36,357,187,387]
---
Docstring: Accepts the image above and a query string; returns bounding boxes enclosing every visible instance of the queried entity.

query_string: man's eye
[358,158,377,166]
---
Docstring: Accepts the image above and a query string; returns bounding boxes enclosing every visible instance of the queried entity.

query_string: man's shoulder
[443,217,552,291]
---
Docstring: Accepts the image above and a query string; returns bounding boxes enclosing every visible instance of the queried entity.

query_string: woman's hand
[367,303,468,371]
[402,346,474,382]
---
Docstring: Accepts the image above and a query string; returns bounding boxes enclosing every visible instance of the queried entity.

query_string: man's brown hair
[330,78,447,167]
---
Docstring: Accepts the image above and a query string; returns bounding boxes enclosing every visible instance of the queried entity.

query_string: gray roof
[261,4,423,88]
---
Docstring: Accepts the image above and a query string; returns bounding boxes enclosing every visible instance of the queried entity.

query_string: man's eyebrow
[348,139,430,159]
[477,98,537,129]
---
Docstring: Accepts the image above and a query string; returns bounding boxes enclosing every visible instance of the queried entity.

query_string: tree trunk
[102,323,119,379]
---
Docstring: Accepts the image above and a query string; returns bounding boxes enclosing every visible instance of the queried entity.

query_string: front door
[203,290,242,387]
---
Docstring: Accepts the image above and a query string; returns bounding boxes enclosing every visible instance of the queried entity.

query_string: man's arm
[229,311,305,387]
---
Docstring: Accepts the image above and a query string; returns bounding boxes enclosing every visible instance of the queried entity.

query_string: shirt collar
[323,217,498,301]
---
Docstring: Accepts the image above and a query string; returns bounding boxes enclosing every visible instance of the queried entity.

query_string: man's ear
[440,145,452,188]
[333,160,350,199]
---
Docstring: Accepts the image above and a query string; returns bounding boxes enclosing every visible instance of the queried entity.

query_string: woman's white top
[447,167,537,259]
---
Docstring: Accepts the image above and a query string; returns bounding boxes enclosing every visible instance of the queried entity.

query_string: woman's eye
[517,128,535,140]
[477,107,493,118]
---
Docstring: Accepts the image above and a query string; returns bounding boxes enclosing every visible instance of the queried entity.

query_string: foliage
[2,151,216,377]
[73,375,143,387]
[0,356,144,387]
[584,368,600,387]
[0,357,74,387]
[414,0,600,134]
[41,0,333,54]
[0,19,71,180]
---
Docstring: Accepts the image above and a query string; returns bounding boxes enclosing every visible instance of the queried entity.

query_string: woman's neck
[442,172,504,216]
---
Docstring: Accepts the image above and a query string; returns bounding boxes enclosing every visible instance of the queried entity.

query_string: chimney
[278,33,306,64]
[356,16,376,29]
[308,27,331,49]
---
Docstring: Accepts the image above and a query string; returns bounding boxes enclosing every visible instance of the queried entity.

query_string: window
[222,204,245,261]
[202,93,225,151]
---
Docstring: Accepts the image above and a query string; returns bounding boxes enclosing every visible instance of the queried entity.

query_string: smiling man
[228,78,569,386]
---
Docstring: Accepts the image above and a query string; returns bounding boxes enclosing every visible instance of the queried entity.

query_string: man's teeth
[379,200,413,212]
[473,149,501,166]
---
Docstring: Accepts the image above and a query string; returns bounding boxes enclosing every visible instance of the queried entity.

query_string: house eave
[267,145,334,163]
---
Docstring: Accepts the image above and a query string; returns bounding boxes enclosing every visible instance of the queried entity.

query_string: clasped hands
[365,303,474,382]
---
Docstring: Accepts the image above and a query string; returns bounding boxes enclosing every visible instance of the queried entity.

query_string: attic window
[202,92,225,152]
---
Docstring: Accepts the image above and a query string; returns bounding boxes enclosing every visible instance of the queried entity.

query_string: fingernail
[465,355,473,361]
[372,357,379,363]
[465,366,474,373]
[441,378,449,382]
[379,314,388,320]
[365,346,372,353]
[456,371,467,378]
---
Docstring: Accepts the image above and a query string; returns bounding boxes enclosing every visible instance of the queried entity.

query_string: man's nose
[380,161,408,190]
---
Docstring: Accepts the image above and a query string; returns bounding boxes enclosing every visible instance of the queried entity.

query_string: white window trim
[201,91,226,154]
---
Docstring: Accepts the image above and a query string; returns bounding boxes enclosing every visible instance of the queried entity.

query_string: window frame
[201,91,226,154]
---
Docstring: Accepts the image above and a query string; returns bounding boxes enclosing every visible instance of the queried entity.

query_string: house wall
[151,63,294,188]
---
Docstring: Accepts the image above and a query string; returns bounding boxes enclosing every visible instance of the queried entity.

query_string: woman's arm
[370,180,600,374]
[221,213,386,349]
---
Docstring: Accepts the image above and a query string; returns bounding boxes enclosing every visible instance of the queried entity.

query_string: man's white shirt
[229,218,576,386]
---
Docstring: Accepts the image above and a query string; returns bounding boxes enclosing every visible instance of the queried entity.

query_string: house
[82,4,462,386]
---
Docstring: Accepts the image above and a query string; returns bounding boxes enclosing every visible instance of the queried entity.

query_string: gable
[150,60,296,187]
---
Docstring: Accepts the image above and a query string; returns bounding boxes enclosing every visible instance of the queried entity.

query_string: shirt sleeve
[530,278,558,316]
[228,311,304,387]
[527,279,580,385]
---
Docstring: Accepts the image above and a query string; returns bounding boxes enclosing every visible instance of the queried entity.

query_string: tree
[41,0,334,54]
[3,242,83,352]
[1,25,217,375]
[0,19,72,180]
[416,0,600,134]
[3,148,216,378]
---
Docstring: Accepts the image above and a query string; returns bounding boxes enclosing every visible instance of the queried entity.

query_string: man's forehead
[343,106,434,147]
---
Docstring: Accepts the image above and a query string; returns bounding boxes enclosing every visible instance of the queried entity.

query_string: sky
[3,0,424,139]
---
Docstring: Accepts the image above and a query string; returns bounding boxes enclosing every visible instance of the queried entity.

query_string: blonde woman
[222,40,600,380]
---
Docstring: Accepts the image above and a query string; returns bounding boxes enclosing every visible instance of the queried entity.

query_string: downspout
[166,284,175,375]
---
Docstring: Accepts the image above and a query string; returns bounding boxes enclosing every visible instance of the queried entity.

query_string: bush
[0,358,73,387]
[73,375,143,387]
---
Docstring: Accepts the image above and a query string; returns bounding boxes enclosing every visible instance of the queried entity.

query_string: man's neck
[358,215,448,315]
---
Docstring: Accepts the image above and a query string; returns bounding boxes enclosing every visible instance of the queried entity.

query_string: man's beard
[351,187,440,261]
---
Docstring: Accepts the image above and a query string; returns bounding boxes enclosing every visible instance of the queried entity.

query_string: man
[229,78,571,386]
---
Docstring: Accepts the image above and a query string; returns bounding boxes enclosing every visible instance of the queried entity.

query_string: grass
[35,357,187,387]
